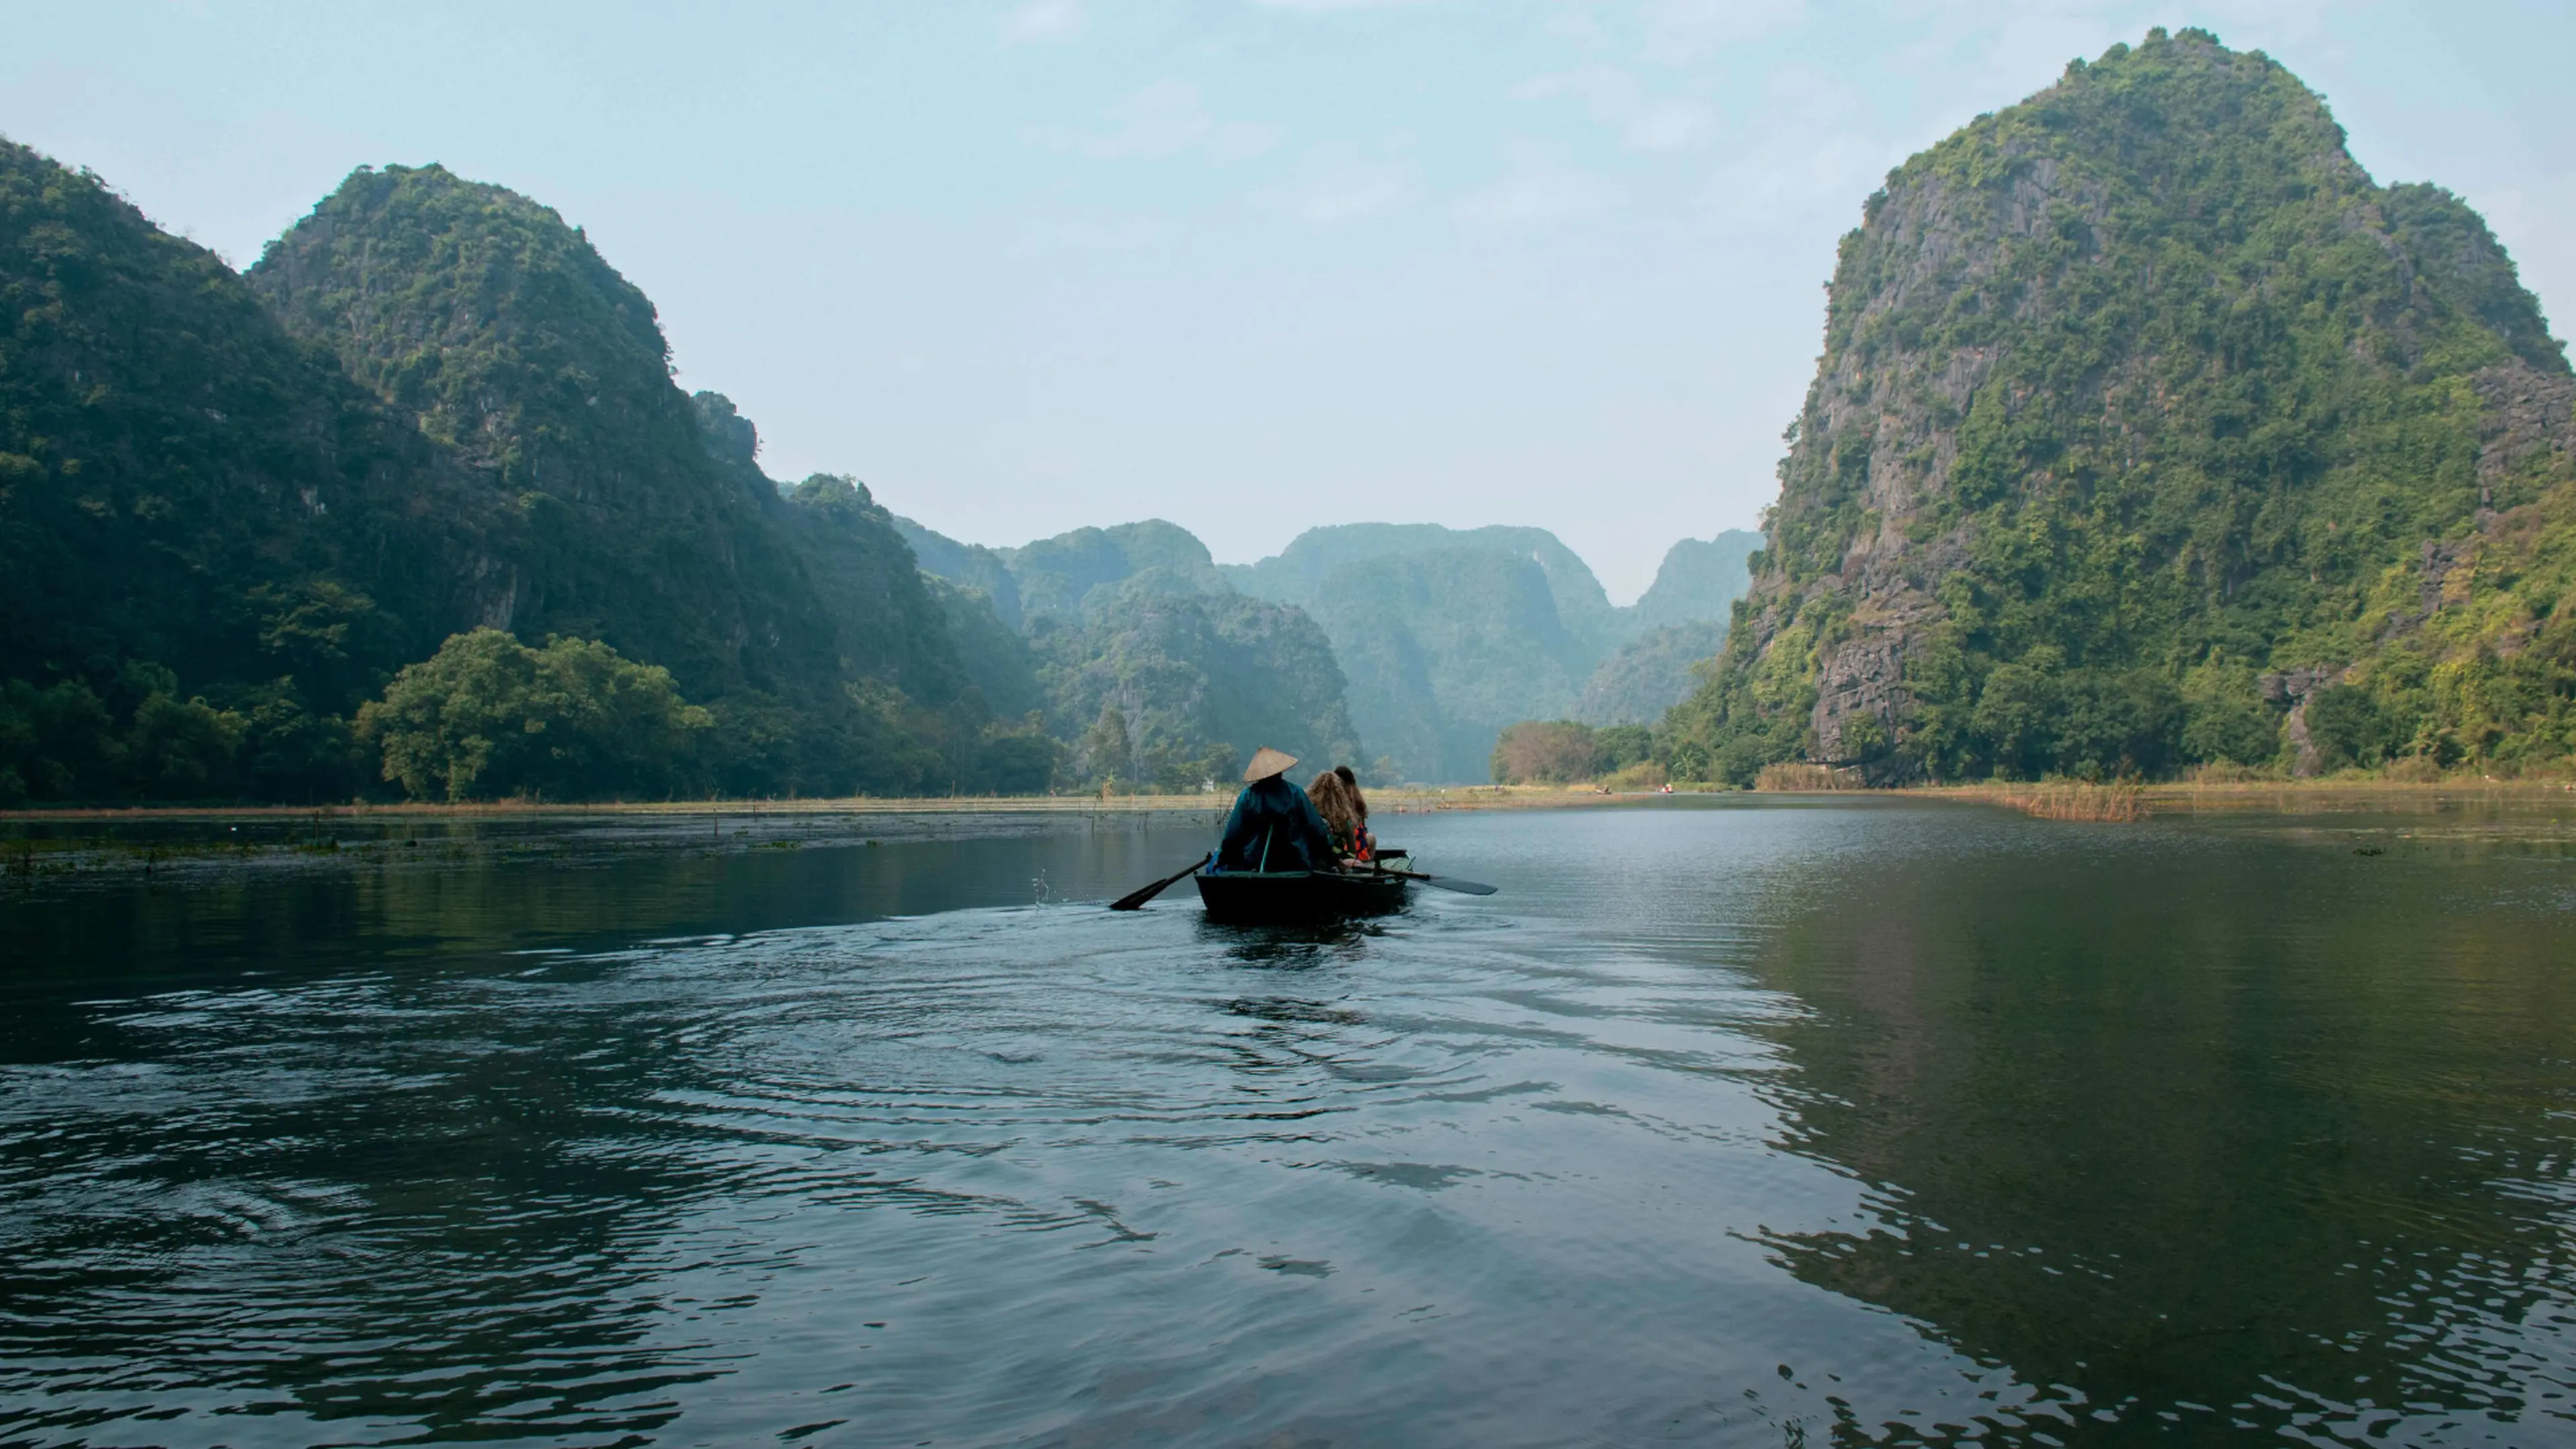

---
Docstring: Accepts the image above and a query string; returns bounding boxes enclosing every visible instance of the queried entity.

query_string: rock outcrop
[1665,28,2575,784]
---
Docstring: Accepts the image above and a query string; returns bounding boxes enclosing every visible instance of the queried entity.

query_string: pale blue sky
[7,1,2571,600]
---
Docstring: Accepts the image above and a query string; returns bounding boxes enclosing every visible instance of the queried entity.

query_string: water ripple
[4,802,2573,1445]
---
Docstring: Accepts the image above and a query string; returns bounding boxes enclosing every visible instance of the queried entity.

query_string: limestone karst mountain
[1226,523,1759,779]
[1576,532,1764,727]
[894,517,1361,788]
[1,140,474,801]
[1576,621,1731,728]
[0,132,1766,802]
[1664,28,2575,784]
[246,163,1036,796]
[1630,532,1762,631]
[1,144,1049,801]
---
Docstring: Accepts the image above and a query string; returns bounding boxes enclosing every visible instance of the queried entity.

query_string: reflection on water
[1745,805,2576,1443]
[1,799,2571,1446]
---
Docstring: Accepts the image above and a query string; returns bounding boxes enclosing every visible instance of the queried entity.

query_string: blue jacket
[1214,776,1336,872]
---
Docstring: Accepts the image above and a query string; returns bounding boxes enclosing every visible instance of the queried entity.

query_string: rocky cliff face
[894,515,1365,788]
[1668,28,2575,784]
[245,164,1018,796]
[248,165,847,702]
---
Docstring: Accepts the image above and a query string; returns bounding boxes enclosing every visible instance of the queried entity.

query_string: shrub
[358,629,712,801]
[2305,684,2403,771]
[1492,720,1599,784]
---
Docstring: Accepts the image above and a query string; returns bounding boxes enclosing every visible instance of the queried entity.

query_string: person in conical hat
[1212,745,1338,873]
[1243,746,1298,783]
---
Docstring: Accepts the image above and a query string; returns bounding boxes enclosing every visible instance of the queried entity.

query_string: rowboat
[1193,851,1413,924]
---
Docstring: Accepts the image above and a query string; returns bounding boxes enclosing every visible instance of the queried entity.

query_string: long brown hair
[1334,763,1367,820]
[1309,769,1358,850]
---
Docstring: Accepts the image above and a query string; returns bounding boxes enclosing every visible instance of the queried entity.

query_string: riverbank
[1911,775,2576,821]
[11,772,2571,827]
[0,784,1658,890]
[0,782,1676,828]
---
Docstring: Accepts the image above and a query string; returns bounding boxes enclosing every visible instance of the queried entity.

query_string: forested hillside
[898,517,1360,790]
[249,163,1038,798]
[1008,521,1228,624]
[1301,547,1599,782]
[0,140,466,802]
[1631,532,1762,629]
[1,148,1041,802]
[897,515,1759,785]
[1666,29,2576,784]
[1230,524,1760,778]
[1574,531,1764,727]
[1577,621,1729,727]
[1225,523,1632,661]
[0,133,1772,802]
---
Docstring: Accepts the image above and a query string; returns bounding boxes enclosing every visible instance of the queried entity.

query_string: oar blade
[1416,873,1497,896]
[1110,855,1210,912]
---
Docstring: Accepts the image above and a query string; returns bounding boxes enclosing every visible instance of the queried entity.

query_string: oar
[1110,852,1213,912]
[1377,867,1497,896]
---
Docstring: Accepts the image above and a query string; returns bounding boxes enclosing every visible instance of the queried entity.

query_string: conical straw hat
[1243,746,1298,783]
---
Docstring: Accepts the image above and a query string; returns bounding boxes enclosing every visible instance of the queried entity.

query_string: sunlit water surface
[3,798,2574,1446]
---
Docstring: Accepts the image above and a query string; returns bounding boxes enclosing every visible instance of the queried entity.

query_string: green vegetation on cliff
[1305,547,1598,783]
[1631,532,1762,631]
[1036,584,1361,792]
[1008,521,1228,625]
[0,139,464,802]
[1576,621,1729,727]
[1236,525,1760,780]
[2,146,1046,802]
[360,629,708,801]
[1666,29,2576,784]
[895,517,1362,791]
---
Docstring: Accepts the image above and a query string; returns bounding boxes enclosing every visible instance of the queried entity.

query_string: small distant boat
[1194,850,1413,925]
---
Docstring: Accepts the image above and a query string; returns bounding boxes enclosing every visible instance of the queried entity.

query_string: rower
[1212,747,1336,873]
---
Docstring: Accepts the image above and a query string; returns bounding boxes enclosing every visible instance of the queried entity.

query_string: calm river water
[3,797,2573,1447]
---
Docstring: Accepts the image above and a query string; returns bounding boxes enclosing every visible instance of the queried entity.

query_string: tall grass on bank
[1992,781,2147,821]
[1754,763,1866,791]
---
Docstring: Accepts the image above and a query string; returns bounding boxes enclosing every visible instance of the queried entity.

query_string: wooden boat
[1194,851,1413,924]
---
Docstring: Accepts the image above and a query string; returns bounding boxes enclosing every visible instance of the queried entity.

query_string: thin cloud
[1254,164,1415,224]
[1516,66,1718,152]
[1693,63,1900,231]
[1038,216,1165,252]
[1250,0,1454,10]
[1028,80,1283,160]
[1458,146,1627,225]
[1640,0,1812,62]
[1002,0,1085,43]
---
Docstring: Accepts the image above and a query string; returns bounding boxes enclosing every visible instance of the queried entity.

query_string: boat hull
[1193,862,1410,924]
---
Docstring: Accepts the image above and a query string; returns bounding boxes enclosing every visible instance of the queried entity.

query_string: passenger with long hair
[1308,769,1360,863]
[1333,764,1375,862]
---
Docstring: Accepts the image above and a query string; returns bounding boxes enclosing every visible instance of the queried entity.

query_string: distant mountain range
[899,516,1761,782]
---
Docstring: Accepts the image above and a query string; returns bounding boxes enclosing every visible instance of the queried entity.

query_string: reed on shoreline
[1753,763,1866,792]
[1984,781,2148,822]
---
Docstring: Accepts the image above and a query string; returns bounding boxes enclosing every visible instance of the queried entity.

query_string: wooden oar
[1376,867,1497,896]
[1110,852,1213,912]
